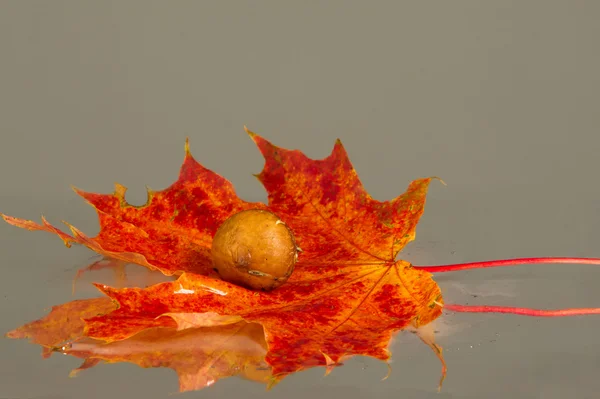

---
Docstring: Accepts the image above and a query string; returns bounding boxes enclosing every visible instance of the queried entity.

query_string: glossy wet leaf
[3,129,445,388]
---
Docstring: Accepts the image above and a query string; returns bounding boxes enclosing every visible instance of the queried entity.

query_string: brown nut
[211,209,298,291]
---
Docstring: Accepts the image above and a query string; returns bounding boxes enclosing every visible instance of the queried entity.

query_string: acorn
[211,209,298,291]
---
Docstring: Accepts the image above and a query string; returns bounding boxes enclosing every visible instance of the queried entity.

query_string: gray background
[1,1,599,398]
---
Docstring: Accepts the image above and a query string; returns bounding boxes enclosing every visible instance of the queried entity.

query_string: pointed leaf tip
[72,185,102,205]
[244,125,258,140]
[330,137,348,156]
[114,183,127,198]
[71,185,94,201]
[184,137,190,156]
[381,362,392,381]
[430,176,447,186]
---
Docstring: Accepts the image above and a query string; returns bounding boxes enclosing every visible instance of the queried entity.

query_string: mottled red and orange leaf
[3,129,445,388]
[6,128,600,394]
[1,138,267,276]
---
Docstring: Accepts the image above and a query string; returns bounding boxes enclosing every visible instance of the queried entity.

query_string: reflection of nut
[211,209,298,291]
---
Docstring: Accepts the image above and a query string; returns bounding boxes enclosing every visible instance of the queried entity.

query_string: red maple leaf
[7,128,600,393]
[2,128,446,387]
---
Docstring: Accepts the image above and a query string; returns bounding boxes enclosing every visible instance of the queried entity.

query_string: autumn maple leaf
[2,128,445,386]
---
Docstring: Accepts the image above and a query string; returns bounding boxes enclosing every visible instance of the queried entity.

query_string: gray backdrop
[1,2,599,398]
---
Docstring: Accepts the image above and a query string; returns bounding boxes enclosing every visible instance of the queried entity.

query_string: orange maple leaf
[2,128,446,387]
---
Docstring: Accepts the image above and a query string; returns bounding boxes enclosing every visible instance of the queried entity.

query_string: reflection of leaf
[69,323,271,392]
[8,298,271,392]
[3,129,445,388]
[70,257,176,294]
[6,297,117,358]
